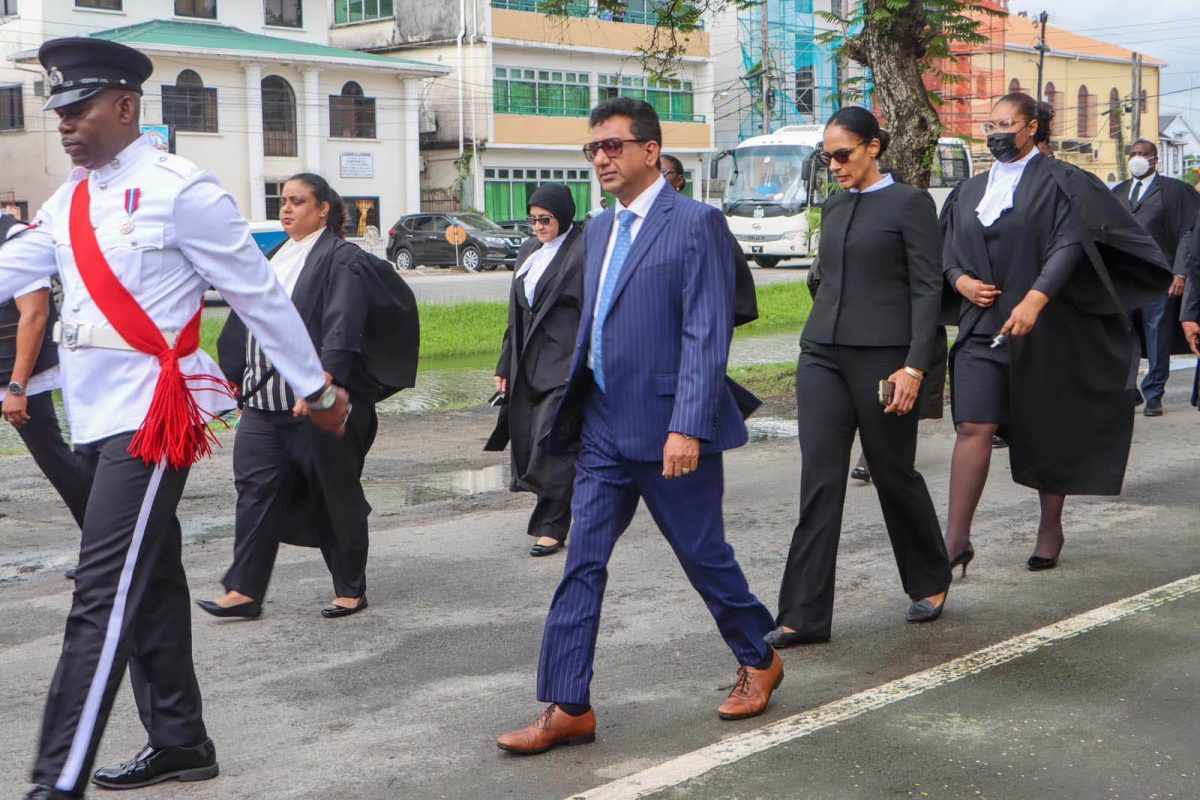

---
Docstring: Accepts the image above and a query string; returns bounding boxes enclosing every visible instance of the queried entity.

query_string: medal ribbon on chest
[69,179,234,469]
[121,188,140,234]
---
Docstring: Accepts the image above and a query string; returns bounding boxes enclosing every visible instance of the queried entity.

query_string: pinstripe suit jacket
[549,186,760,461]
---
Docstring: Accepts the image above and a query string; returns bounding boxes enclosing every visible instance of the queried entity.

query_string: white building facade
[0,0,447,230]
[329,0,716,220]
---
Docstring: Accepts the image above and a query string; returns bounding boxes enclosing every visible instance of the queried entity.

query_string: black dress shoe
[25,786,78,799]
[195,598,261,619]
[906,592,948,623]
[530,541,564,557]
[92,739,218,790]
[991,434,1008,449]
[850,466,871,484]
[1143,400,1163,417]
[763,626,830,648]
[321,596,368,618]
[64,564,77,580]
[1027,553,1060,571]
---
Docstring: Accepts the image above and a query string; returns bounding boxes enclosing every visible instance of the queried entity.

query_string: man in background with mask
[1112,139,1199,416]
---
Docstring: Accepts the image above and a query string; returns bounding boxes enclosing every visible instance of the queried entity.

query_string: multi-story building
[330,0,715,221]
[1159,113,1200,179]
[936,6,1164,182]
[0,0,446,229]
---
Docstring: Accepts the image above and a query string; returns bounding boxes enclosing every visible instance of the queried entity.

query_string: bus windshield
[727,145,815,209]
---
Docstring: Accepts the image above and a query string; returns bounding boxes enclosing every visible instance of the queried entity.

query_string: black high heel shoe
[1026,550,1061,571]
[948,542,975,578]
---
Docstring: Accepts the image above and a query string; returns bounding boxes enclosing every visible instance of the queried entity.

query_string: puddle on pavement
[747,417,797,442]
[363,463,512,510]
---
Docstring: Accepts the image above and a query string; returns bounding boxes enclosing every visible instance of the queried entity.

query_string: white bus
[722,126,972,267]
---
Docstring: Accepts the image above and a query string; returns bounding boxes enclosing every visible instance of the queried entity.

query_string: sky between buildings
[1009,0,1200,120]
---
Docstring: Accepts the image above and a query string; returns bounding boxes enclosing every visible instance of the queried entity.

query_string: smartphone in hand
[878,379,895,407]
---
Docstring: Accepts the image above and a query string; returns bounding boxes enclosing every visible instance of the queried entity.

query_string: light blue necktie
[592,210,637,392]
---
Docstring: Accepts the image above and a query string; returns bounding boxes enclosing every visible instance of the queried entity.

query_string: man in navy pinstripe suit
[497,98,782,756]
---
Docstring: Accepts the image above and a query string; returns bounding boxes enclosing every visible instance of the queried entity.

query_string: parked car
[496,219,536,238]
[386,212,526,272]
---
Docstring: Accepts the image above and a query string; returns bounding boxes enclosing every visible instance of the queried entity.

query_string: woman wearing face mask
[941,92,1172,575]
[486,183,585,556]
[765,106,952,648]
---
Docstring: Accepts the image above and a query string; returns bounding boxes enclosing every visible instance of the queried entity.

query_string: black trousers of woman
[778,341,951,640]
[223,407,368,601]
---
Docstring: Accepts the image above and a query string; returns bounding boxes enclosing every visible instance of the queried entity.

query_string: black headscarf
[527,182,576,235]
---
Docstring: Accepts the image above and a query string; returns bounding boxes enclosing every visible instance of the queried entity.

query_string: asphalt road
[405,260,811,305]
[0,375,1197,799]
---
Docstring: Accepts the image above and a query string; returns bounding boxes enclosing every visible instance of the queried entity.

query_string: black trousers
[32,433,206,795]
[223,408,368,601]
[526,490,572,542]
[778,341,950,639]
[16,391,89,527]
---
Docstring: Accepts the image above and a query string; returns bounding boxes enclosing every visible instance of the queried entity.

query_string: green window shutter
[485,181,511,222]
[672,90,694,120]
[648,89,670,117]
[509,80,535,113]
[568,182,590,219]
[539,83,564,115]
[493,79,508,112]
[567,85,589,115]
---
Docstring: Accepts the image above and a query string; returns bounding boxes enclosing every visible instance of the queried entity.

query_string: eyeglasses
[527,215,555,226]
[583,137,650,161]
[815,141,866,166]
[981,117,1031,135]
[660,169,680,177]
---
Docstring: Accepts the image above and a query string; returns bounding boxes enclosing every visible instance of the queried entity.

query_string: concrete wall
[41,0,330,42]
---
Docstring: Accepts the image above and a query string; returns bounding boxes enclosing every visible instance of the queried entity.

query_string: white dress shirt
[588,175,668,369]
[849,172,895,194]
[270,228,324,298]
[0,221,61,401]
[976,148,1038,227]
[515,225,572,307]
[0,135,327,444]
[1129,171,1156,202]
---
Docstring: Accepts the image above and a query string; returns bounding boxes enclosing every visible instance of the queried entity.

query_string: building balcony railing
[491,0,704,30]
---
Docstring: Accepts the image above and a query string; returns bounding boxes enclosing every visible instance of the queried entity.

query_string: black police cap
[38,37,154,111]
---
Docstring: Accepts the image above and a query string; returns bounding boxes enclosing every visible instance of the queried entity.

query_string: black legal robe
[217,230,380,550]
[943,155,1171,496]
[1112,175,1199,356]
[486,227,585,504]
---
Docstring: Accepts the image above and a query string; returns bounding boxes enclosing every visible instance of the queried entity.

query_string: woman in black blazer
[199,173,377,620]
[486,183,585,557]
[766,107,952,648]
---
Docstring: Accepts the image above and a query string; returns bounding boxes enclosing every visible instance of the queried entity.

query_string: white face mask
[1129,156,1153,179]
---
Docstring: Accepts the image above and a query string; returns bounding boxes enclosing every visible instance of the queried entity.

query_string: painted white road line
[569,572,1200,800]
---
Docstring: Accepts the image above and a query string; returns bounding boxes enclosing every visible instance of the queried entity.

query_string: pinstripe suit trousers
[537,389,774,705]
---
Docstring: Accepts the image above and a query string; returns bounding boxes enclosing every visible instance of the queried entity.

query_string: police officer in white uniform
[1,38,351,800]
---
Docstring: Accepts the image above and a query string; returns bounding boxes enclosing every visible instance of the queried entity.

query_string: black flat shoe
[1143,400,1163,417]
[92,739,218,790]
[1027,553,1060,571]
[991,434,1009,449]
[530,541,564,557]
[322,596,367,618]
[906,592,948,623]
[763,626,830,648]
[195,598,261,619]
[948,542,975,578]
[850,467,871,484]
[25,786,78,799]
[64,564,77,580]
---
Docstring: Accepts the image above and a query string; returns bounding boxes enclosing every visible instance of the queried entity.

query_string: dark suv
[386,213,527,272]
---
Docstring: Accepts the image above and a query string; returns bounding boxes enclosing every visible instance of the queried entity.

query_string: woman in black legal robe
[765,107,952,649]
[942,93,1172,574]
[198,173,377,619]
[486,183,585,557]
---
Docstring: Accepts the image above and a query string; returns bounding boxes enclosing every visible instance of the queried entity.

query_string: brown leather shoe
[717,650,783,720]
[496,704,597,755]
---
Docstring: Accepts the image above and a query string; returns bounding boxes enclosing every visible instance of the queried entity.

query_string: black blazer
[217,229,373,397]
[495,226,585,396]
[802,183,943,371]
[1112,175,1199,274]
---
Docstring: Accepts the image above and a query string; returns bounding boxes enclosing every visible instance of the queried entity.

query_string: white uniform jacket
[0,135,325,445]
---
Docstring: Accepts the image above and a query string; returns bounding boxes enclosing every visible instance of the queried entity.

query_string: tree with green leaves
[541,0,1005,188]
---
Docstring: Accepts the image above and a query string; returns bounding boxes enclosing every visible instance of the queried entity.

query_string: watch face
[7,382,23,396]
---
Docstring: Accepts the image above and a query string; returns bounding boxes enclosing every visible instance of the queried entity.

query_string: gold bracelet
[903,366,925,381]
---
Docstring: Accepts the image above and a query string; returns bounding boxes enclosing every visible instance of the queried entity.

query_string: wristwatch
[7,381,24,396]
[307,383,338,411]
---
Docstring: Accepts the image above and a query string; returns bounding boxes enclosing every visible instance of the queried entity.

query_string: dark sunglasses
[660,168,680,177]
[583,137,649,161]
[527,215,555,226]
[816,141,866,166]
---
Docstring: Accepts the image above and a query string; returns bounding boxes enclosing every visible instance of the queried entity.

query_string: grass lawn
[198,278,814,364]
[728,361,796,404]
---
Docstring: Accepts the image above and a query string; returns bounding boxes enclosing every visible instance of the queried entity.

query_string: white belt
[53,320,180,352]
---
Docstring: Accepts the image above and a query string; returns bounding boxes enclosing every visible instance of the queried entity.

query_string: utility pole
[1131,52,1143,142]
[1035,11,1048,100]
[1114,105,1127,181]
[761,0,770,135]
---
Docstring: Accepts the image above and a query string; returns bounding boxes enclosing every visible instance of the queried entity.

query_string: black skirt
[951,334,1010,425]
